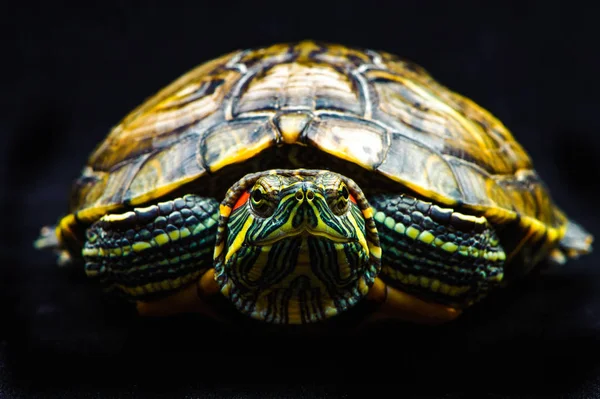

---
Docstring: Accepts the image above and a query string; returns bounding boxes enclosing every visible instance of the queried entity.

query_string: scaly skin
[80,169,504,325]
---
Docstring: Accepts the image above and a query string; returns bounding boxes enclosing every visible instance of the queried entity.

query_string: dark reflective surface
[2,1,599,397]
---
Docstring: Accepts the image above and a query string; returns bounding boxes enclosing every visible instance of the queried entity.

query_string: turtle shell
[59,41,569,267]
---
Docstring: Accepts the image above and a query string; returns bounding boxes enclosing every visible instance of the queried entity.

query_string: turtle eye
[330,184,350,215]
[250,187,275,217]
[251,189,264,203]
[340,185,349,201]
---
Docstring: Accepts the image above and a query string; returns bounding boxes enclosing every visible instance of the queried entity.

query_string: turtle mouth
[250,226,356,246]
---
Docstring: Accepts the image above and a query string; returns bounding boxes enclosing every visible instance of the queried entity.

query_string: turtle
[35,40,593,327]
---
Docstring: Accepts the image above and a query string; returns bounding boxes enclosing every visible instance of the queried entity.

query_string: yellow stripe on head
[225,215,255,263]
[220,205,232,218]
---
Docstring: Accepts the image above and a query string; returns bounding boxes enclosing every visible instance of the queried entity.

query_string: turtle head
[213,169,381,325]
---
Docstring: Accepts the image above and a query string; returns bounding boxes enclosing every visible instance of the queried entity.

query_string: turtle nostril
[295,191,304,201]
[306,190,314,201]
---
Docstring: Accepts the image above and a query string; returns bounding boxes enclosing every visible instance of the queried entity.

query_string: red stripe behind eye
[349,194,357,204]
[233,191,251,210]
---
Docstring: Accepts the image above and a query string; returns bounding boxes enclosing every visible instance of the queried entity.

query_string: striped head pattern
[213,169,382,324]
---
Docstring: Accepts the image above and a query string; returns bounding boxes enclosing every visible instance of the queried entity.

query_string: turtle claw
[34,225,75,267]
[56,250,73,267]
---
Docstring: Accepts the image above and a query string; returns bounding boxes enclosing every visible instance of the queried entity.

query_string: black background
[2,1,600,398]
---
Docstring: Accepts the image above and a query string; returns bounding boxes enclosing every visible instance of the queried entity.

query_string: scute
[88,52,241,172]
[303,114,387,169]
[125,135,205,206]
[200,117,278,172]
[68,40,567,245]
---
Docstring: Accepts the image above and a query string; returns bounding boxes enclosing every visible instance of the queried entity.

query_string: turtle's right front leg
[82,194,220,307]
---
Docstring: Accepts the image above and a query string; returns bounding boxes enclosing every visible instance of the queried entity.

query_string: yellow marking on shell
[278,113,311,144]
[452,213,487,226]
[224,215,255,263]
[406,226,420,240]
[372,161,554,230]
[398,76,491,153]
[220,205,232,218]
[155,233,170,246]
[75,204,122,224]
[147,159,164,183]
[132,241,152,252]
[296,40,323,60]
[319,144,376,172]
[168,230,180,241]
[209,138,274,173]
[362,207,374,219]
[58,214,76,233]
[128,175,199,206]
[102,211,135,222]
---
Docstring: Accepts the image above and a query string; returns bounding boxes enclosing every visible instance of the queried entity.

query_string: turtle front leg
[82,194,221,316]
[364,193,506,324]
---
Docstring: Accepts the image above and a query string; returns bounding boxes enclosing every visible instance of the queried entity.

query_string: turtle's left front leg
[363,193,506,324]
[82,194,221,314]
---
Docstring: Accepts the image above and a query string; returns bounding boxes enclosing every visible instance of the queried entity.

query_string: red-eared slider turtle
[35,41,593,326]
